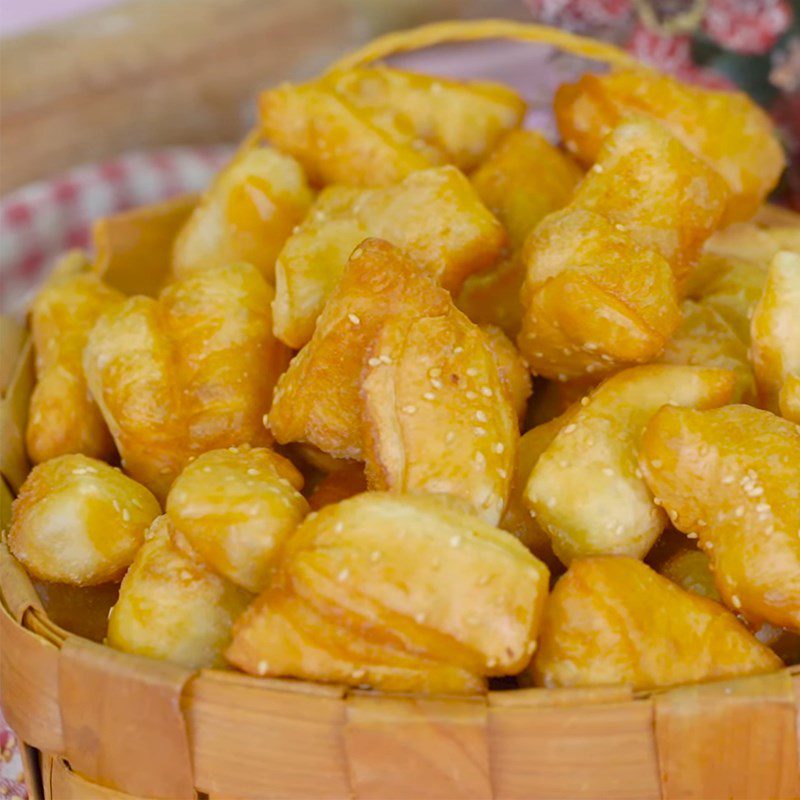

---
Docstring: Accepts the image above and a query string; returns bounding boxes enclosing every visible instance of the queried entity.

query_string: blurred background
[0,0,798,198]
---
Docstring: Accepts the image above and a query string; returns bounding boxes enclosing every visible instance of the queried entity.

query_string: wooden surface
[0,0,510,194]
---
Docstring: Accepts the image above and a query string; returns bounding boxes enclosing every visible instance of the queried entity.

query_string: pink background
[0,0,121,36]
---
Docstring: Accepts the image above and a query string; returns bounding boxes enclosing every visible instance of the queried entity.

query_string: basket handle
[327,18,637,73]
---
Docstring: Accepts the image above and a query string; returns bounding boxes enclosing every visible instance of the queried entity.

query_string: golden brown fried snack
[269,239,450,460]
[659,299,756,403]
[554,68,785,223]
[525,365,737,565]
[26,254,123,463]
[84,263,290,500]
[704,206,800,265]
[570,118,729,285]
[456,257,526,340]
[519,208,680,381]
[273,166,505,348]
[470,130,583,251]
[172,146,313,282]
[686,254,768,343]
[260,67,524,186]
[480,324,532,423]
[457,133,582,338]
[518,117,727,381]
[227,492,549,692]
[167,446,308,593]
[307,462,366,510]
[655,543,800,664]
[362,304,517,525]
[9,455,160,585]
[751,251,800,420]
[640,404,800,631]
[501,409,578,569]
[532,557,781,690]
[108,516,252,669]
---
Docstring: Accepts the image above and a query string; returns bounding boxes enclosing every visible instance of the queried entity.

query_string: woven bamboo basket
[1,20,799,800]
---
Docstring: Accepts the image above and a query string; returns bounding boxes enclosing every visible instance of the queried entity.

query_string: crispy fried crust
[751,251,800,420]
[9,455,160,585]
[172,146,313,282]
[227,492,549,692]
[532,556,781,690]
[524,365,737,565]
[260,66,524,186]
[361,301,517,525]
[272,167,506,348]
[108,516,252,669]
[27,256,123,463]
[167,446,308,593]
[640,404,800,630]
[84,264,289,499]
[554,68,785,223]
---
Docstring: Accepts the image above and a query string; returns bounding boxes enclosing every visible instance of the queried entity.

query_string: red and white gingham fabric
[0,144,234,799]
[0,145,234,316]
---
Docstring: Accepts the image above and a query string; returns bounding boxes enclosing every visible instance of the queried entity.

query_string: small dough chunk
[9,454,160,585]
[532,556,781,690]
[525,365,737,565]
[167,446,308,593]
[108,516,251,669]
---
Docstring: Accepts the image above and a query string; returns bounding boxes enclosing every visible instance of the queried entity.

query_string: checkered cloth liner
[0,145,234,315]
[0,144,234,799]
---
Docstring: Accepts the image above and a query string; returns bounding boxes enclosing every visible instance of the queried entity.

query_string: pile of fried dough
[8,61,800,694]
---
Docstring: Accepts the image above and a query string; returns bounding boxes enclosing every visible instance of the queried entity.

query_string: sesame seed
[476,411,488,422]
[370,550,381,562]
[474,452,486,466]
[334,522,344,533]
[651,459,663,469]
[122,508,130,522]
[257,660,269,675]
[580,396,590,406]
[338,567,350,582]
[487,658,497,669]
[474,426,487,436]
[415,611,427,624]
[498,468,508,479]
[352,668,366,680]
[429,368,442,378]
[478,574,490,586]
[402,404,417,414]
[721,475,734,485]
[247,468,259,476]
[446,431,456,443]
[466,368,478,377]
[466,390,478,400]
[431,378,443,389]
[454,347,464,354]
[731,595,742,609]
[367,357,381,367]
[602,467,614,477]
[423,392,435,401]
[450,535,462,547]
[379,355,393,365]
[734,505,745,518]
[687,532,698,539]
[563,424,577,435]
[669,509,679,521]
[348,313,361,326]
[493,442,504,454]
[202,466,212,473]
